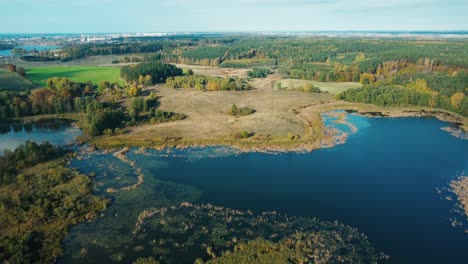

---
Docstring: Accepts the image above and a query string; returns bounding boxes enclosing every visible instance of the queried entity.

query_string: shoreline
[89,103,467,153]
[7,102,466,153]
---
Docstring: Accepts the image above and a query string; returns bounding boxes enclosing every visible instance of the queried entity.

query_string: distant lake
[0,45,61,57]
[0,119,81,155]
[61,115,468,264]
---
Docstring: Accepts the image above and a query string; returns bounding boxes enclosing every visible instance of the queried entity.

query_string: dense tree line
[166,75,252,91]
[0,78,96,121]
[154,37,468,88]
[338,85,468,116]
[392,72,468,97]
[85,101,126,136]
[61,42,169,61]
[59,37,468,71]
[0,74,187,136]
[120,62,183,84]
[0,141,65,184]
[167,38,465,68]
[20,55,60,62]
[0,78,125,137]
[113,53,164,64]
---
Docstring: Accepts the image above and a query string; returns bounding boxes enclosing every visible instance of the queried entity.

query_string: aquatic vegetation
[208,236,387,264]
[320,110,368,147]
[61,145,385,263]
[130,146,241,163]
[441,126,468,140]
[61,151,202,263]
[130,203,386,263]
[451,176,468,223]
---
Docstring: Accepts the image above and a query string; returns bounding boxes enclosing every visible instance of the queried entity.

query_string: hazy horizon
[2,0,467,33]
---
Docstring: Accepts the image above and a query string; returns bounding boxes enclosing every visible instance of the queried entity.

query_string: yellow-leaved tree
[450,92,465,110]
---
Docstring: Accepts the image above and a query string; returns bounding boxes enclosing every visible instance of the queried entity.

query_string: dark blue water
[154,117,468,264]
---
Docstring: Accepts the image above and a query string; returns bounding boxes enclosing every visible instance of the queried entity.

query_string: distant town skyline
[2,0,467,33]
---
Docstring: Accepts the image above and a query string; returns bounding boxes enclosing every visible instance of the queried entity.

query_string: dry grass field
[277,79,362,94]
[132,76,333,140]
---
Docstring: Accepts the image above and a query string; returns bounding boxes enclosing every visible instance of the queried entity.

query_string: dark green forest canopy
[120,62,183,84]
[338,85,468,116]
[61,42,169,61]
[60,37,468,68]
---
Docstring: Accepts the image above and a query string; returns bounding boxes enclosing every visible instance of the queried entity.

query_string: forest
[338,84,468,116]
[61,42,169,61]
[120,62,183,84]
[0,141,65,184]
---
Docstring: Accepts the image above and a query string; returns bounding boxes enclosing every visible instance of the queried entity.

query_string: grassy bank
[90,135,326,153]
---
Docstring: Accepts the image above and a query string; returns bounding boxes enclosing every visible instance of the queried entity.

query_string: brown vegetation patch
[451,176,468,221]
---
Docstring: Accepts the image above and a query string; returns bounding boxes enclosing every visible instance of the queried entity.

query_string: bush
[228,104,256,116]
[303,83,321,93]
[233,130,253,139]
[247,67,272,78]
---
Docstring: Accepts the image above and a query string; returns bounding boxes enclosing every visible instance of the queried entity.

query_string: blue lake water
[0,119,81,155]
[0,45,61,57]
[62,115,468,264]
[153,117,468,264]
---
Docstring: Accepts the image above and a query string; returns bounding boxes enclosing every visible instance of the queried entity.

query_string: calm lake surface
[0,119,81,154]
[0,45,61,56]
[62,115,468,264]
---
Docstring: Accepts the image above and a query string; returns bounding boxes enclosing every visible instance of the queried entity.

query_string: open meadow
[26,66,123,86]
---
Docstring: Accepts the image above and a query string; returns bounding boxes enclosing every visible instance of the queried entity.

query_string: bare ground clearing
[172,64,250,78]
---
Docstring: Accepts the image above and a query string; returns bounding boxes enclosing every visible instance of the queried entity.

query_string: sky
[1,0,467,33]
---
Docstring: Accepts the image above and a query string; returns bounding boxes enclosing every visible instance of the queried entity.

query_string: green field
[26,66,123,86]
[0,69,35,91]
[277,79,362,94]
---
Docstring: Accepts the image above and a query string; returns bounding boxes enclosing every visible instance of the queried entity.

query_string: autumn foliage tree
[451,92,465,110]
